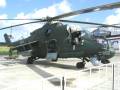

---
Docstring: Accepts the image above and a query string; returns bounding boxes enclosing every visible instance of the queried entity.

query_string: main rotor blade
[57,20,120,28]
[107,34,120,38]
[0,19,41,20]
[1,2,120,30]
[107,34,120,40]
[1,2,120,22]
[50,2,120,20]
[0,20,44,30]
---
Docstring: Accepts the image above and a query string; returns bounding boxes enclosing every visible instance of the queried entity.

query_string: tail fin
[4,33,11,45]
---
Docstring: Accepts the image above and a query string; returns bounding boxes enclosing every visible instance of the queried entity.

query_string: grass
[0,46,18,59]
[0,46,10,55]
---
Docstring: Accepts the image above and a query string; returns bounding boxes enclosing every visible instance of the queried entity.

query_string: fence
[64,62,120,90]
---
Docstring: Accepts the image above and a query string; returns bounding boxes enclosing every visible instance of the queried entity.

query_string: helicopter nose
[110,50,115,58]
[102,49,115,59]
[106,49,115,59]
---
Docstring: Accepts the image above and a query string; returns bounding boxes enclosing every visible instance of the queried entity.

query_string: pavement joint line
[27,65,62,86]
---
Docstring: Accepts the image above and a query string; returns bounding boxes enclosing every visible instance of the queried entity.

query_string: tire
[76,62,85,69]
[101,59,110,64]
[51,59,58,62]
[27,57,34,64]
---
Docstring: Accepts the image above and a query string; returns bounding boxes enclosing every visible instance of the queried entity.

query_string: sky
[0,0,120,42]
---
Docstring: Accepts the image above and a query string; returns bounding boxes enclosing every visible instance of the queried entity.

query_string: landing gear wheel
[76,62,85,69]
[101,59,110,64]
[51,58,58,62]
[27,57,34,64]
[106,60,110,63]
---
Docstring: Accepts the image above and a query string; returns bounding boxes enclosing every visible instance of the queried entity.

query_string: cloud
[58,0,71,13]
[15,0,71,19]
[103,9,120,35]
[0,14,8,25]
[0,0,6,8]
[0,0,72,41]
[105,9,120,24]
[12,0,72,32]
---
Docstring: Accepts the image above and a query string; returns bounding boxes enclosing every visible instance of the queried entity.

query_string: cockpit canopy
[92,28,111,37]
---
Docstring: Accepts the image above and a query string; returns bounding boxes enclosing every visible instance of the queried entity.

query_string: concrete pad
[0,55,120,90]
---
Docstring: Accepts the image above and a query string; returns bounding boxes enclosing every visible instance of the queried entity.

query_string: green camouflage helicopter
[1,1,120,69]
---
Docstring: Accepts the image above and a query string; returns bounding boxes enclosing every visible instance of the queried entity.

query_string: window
[45,29,52,36]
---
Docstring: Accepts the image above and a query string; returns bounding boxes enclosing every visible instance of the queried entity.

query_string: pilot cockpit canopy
[92,28,111,37]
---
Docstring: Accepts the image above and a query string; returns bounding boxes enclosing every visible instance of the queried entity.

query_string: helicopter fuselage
[10,23,115,62]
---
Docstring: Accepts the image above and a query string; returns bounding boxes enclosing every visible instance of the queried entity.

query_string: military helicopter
[1,1,120,69]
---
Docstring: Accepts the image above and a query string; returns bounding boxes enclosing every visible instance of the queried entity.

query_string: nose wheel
[51,58,58,62]
[76,62,85,69]
[27,56,35,64]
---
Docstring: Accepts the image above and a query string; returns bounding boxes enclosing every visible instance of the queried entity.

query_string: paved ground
[0,54,120,90]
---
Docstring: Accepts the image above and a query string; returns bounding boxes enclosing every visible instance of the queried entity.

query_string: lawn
[0,46,10,55]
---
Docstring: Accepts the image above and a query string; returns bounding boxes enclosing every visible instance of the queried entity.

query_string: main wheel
[76,62,85,69]
[106,60,110,63]
[27,57,34,64]
[101,59,110,64]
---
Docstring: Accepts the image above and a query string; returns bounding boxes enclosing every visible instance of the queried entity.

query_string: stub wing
[12,41,39,52]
